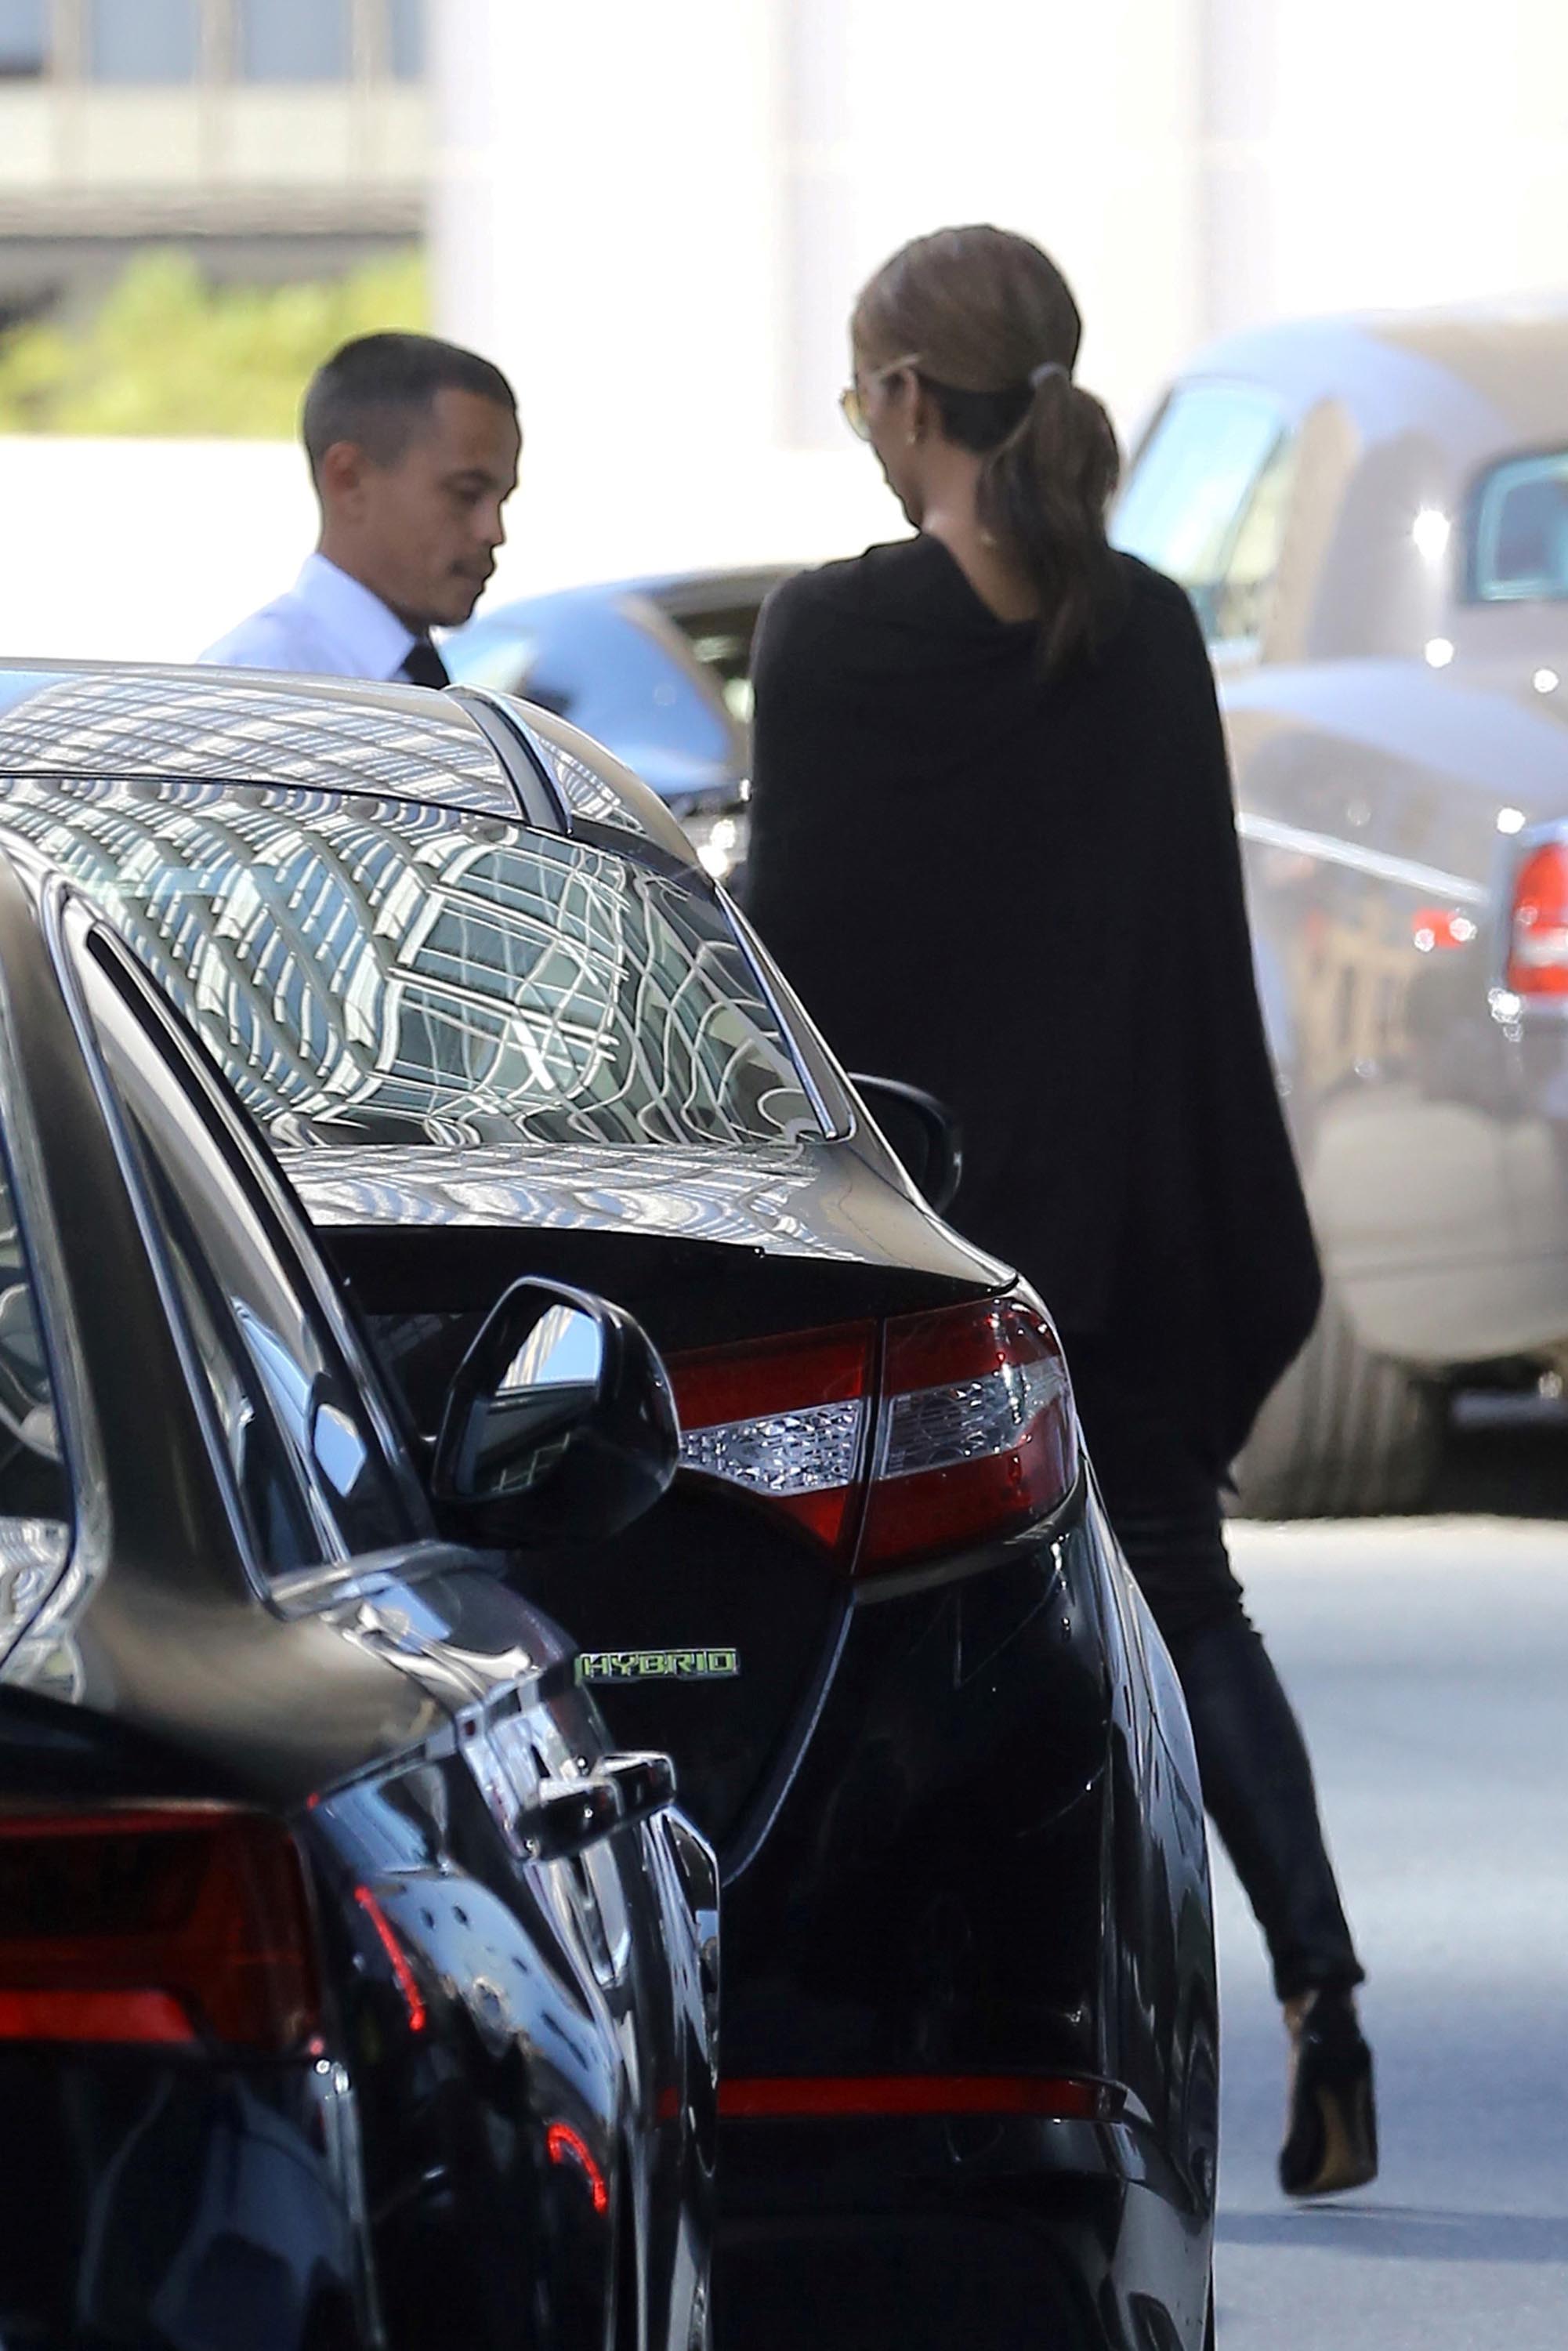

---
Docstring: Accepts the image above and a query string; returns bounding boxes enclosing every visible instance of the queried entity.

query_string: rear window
[0,781,822,1150]
[1468,451,1568,603]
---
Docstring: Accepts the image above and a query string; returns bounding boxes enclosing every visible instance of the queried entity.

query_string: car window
[441,621,541,696]
[447,601,737,799]
[1468,451,1568,603]
[0,782,821,1152]
[664,600,766,726]
[78,933,415,1578]
[1113,382,1292,647]
[0,1131,71,1635]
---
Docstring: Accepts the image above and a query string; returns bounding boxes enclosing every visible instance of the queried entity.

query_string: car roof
[464,565,795,631]
[1181,296,1568,458]
[1364,301,1568,439]
[0,656,509,795]
[629,566,796,615]
[0,659,702,866]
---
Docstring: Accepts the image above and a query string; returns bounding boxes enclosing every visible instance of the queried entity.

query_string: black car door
[58,899,712,2351]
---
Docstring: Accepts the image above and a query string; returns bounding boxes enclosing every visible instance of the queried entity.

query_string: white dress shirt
[199,552,418,682]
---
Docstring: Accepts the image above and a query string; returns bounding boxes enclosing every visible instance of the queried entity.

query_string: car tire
[1229,1282,1443,1519]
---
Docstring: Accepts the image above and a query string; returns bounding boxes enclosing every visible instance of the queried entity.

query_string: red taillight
[671,1291,1076,1578]
[718,2072,1120,2121]
[0,1805,320,2053]
[670,1322,875,1557]
[1508,839,1568,996]
[862,1298,1076,1570]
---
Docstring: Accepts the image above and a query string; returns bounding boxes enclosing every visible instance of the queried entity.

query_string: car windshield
[1469,451,1568,603]
[0,781,822,1150]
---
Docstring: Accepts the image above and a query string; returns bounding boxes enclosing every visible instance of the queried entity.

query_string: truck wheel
[1229,1284,1443,1519]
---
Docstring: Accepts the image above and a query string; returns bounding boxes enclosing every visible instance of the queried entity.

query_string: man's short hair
[302,332,517,478]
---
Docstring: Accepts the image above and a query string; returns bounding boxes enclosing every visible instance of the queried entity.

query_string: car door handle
[516,1776,621,1863]
[599,1751,677,1825]
[514,1753,675,1861]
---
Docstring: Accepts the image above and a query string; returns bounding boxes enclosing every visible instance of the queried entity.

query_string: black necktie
[399,638,450,688]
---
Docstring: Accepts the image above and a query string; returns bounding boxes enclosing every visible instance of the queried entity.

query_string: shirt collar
[293,552,417,682]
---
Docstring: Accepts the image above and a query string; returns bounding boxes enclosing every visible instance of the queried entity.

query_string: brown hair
[853,226,1126,675]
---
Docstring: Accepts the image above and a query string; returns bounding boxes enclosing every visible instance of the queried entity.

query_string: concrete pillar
[429,0,792,585]
[429,0,1209,581]
[1198,0,1568,336]
[780,0,1207,445]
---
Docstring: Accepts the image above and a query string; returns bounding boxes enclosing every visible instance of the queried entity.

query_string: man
[201,331,520,686]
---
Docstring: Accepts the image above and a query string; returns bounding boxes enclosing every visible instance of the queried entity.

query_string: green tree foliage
[0,248,428,436]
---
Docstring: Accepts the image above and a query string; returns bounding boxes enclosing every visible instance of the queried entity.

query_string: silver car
[1113,299,1568,1512]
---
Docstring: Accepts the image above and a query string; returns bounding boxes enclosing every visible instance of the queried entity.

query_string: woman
[742,224,1376,2198]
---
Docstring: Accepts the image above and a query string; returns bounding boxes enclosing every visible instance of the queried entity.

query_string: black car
[0,662,1218,2351]
[0,800,718,2347]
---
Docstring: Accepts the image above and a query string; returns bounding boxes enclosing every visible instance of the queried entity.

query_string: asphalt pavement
[1212,1407,1568,2349]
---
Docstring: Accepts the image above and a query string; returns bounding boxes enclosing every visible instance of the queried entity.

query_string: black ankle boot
[1279,1988,1378,2197]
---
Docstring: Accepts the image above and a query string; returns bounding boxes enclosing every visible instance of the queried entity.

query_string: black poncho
[741,534,1320,1477]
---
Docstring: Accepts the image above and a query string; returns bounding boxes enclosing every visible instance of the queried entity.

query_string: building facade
[0,0,427,322]
[427,0,1568,586]
[2,0,1566,661]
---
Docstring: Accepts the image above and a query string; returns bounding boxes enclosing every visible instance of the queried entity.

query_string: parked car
[1111,297,1568,1512]
[0,663,1217,2351]
[0,801,717,2348]
[444,567,791,884]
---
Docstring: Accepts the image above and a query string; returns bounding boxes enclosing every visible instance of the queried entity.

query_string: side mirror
[849,1075,965,1218]
[432,1278,679,1548]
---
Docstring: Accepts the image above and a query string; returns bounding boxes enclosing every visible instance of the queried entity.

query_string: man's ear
[317,440,368,512]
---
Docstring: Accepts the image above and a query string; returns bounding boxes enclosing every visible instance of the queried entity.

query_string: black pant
[1068,1339,1364,2003]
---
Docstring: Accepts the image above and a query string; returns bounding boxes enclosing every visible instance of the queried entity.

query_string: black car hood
[277,1137,1005,1286]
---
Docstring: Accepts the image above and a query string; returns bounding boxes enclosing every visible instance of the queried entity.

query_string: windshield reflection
[0,777,820,1152]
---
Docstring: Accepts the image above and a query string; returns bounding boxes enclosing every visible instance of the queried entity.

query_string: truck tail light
[670,1291,1076,1578]
[0,1805,320,2052]
[1507,839,1568,996]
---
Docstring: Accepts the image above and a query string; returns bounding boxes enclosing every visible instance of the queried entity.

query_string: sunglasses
[839,354,922,442]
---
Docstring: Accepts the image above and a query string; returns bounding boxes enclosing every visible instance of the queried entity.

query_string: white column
[429,0,1208,583]
[1199,0,1568,334]
[782,0,1207,445]
[430,0,792,589]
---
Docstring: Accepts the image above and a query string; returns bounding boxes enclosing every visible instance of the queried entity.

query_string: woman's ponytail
[978,367,1124,677]
[853,224,1129,679]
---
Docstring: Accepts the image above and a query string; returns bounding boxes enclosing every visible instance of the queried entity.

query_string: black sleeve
[739,575,849,936]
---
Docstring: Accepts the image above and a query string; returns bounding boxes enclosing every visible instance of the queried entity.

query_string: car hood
[277,1138,1003,1284]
